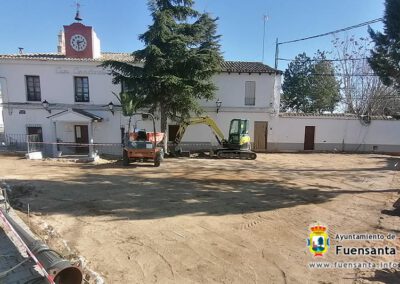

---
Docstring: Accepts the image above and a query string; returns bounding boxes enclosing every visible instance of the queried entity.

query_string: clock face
[70,34,87,52]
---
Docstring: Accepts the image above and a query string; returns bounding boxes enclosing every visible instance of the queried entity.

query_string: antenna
[74,1,82,22]
[262,14,269,63]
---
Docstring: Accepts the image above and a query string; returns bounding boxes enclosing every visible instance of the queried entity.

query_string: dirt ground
[1,153,400,283]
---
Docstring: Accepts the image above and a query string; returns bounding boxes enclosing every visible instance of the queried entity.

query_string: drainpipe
[0,208,82,284]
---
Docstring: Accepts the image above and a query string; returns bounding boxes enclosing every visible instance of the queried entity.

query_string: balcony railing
[245,97,255,106]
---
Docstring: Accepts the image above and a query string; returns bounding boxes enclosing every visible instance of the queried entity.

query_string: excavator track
[216,150,257,160]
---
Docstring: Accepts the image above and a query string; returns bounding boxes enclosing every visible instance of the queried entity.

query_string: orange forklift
[122,113,164,167]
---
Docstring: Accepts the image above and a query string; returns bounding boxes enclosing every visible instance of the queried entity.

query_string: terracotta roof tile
[0,53,281,73]
[0,52,136,62]
[279,112,397,120]
[220,61,280,74]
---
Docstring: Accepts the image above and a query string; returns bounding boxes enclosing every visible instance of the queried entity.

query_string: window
[26,76,41,101]
[27,126,43,142]
[245,81,256,106]
[74,77,89,102]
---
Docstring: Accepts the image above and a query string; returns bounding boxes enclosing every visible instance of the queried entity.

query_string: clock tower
[60,11,101,59]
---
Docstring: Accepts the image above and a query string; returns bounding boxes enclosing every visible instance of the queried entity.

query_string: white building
[1,18,399,157]
[270,113,400,153]
[0,19,281,157]
[0,80,3,133]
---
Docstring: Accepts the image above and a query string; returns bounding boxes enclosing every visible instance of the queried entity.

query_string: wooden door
[254,121,268,152]
[304,126,315,150]
[74,125,89,153]
[168,125,180,142]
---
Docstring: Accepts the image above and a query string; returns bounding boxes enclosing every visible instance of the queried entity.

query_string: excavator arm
[174,116,226,146]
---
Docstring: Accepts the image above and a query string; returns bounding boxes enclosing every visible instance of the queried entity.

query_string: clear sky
[0,0,385,71]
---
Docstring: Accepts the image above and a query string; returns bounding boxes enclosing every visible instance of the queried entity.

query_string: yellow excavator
[173,116,257,160]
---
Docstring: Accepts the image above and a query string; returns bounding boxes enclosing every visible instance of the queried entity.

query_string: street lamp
[42,100,51,113]
[108,101,115,115]
[216,99,222,113]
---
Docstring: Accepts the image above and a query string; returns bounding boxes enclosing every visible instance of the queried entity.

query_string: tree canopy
[281,51,340,113]
[368,0,400,90]
[333,35,397,115]
[102,0,222,145]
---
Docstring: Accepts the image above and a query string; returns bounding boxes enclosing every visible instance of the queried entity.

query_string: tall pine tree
[281,53,313,112]
[368,0,400,90]
[281,52,340,113]
[102,0,222,150]
[309,51,340,113]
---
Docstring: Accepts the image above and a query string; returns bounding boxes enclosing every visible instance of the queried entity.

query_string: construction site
[1,0,400,283]
[1,152,399,283]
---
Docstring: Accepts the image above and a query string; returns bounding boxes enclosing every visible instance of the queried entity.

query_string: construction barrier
[24,140,218,158]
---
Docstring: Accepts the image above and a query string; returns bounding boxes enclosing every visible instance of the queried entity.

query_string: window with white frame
[245,81,256,106]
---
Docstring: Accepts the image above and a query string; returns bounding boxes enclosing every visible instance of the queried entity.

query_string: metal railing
[1,133,28,152]
[245,97,255,106]
[27,134,43,153]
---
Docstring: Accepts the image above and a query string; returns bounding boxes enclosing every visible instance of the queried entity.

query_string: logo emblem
[307,224,330,257]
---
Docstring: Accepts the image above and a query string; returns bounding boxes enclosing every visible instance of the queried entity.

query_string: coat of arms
[307,224,330,257]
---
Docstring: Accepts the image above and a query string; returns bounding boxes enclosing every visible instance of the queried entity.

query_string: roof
[0,52,281,74]
[72,108,103,121]
[279,112,397,120]
[47,109,103,122]
[0,52,136,63]
[220,61,281,74]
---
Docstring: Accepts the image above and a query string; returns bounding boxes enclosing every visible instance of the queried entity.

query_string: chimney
[57,30,65,54]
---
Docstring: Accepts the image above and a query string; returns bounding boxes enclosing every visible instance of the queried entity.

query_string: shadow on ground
[4,166,398,221]
[360,269,400,284]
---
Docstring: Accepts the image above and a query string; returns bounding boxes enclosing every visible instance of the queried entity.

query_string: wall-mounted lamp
[42,100,51,113]
[216,99,222,113]
[108,101,115,115]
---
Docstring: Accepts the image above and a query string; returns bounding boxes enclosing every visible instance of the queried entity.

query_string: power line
[288,72,379,77]
[278,57,369,62]
[308,73,379,77]
[274,18,383,69]
[278,18,382,45]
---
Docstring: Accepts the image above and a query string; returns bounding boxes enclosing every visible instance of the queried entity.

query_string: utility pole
[274,38,279,69]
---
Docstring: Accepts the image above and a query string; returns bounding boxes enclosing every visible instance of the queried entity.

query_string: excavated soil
[1,153,400,283]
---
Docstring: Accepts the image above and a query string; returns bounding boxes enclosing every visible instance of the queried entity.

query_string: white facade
[0,57,279,156]
[2,55,400,155]
[268,114,400,153]
[0,78,3,132]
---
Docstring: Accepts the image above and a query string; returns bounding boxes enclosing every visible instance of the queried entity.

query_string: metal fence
[27,134,43,153]
[2,135,219,158]
[1,133,28,152]
[93,143,123,157]
[0,134,51,154]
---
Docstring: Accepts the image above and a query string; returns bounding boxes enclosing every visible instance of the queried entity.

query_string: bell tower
[61,3,101,59]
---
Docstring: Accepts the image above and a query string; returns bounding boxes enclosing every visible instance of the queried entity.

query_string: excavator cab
[226,119,251,150]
